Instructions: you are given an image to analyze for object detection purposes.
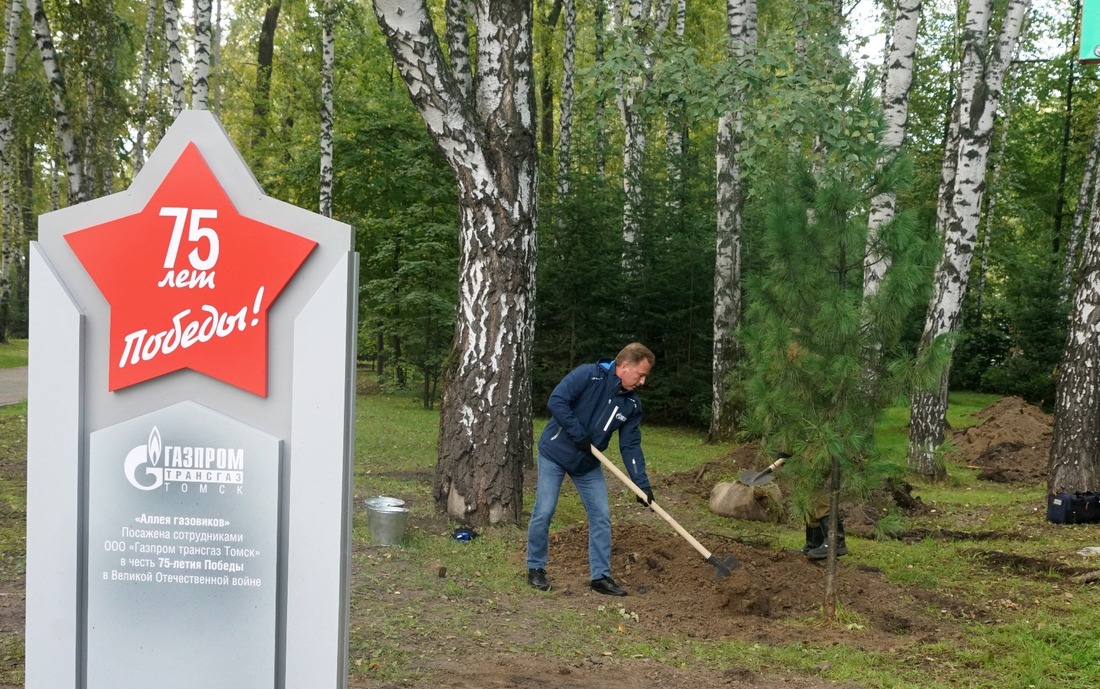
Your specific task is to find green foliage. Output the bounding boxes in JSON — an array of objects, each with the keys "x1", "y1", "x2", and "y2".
[{"x1": 741, "y1": 88, "x2": 933, "y2": 517}]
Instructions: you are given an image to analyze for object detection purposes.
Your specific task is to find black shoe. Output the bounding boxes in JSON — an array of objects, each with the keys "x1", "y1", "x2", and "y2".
[
  {"x1": 590, "y1": 575, "x2": 627, "y2": 596},
  {"x1": 527, "y1": 568, "x2": 551, "y2": 591}
]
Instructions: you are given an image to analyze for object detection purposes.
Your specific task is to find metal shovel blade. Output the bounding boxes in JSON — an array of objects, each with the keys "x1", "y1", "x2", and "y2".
[
  {"x1": 706, "y1": 553, "x2": 742, "y2": 579},
  {"x1": 737, "y1": 455, "x2": 788, "y2": 487}
]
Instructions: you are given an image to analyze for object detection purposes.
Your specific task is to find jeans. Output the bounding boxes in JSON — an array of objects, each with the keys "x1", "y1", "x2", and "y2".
[{"x1": 526, "y1": 452, "x2": 612, "y2": 580}]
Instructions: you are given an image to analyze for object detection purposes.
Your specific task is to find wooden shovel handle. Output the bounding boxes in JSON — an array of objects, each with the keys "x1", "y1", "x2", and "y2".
[
  {"x1": 588, "y1": 445, "x2": 714, "y2": 561},
  {"x1": 762, "y1": 456, "x2": 787, "y2": 474}
]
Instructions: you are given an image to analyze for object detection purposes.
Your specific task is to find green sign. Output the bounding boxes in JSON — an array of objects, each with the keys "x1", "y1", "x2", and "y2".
[{"x1": 1082, "y1": 0, "x2": 1100, "y2": 62}]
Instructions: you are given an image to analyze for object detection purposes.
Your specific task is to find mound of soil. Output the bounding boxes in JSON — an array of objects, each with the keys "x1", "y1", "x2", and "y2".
[
  {"x1": 545, "y1": 519, "x2": 959, "y2": 649},
  {"x1": 946, "y1": 397, "x2": 1051, "y2": 484}
]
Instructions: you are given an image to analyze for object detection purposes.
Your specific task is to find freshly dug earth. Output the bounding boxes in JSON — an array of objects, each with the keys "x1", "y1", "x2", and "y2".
[{"x1": 945, "y1": 396, "x2": 1051, "y2": 484}]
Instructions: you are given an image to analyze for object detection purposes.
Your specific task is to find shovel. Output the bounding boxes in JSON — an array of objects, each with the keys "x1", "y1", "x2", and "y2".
[
  {"x1": 588, "y1": 445, "x2": 741, "y2": 578},
  {"x1": 738, "y1": 454, "x2": 788, "y2": 487}
]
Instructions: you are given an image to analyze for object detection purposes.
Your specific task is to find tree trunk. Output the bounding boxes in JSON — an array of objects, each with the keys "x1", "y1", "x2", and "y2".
[
  {"x1": 863, "y1": 0, "x2": 920, "y2": 301},
  {"x1": 0, "y1": 0, "x2": 23, "y2": 167},
  {"x1": 1062, "y1": 99, "x2": 1100, "y2": 296},
  {"x1": 617, "y1": 0, "x2": 672, "y2": 259},
  {"x1": 133, "y1": 0, "x2": 158, "y2": 173},
  {"x1": 319, "y1": 0, "x2": 335, "y2": 217},
  {"x1": 164, "y1": 0, "x2": 186, "y2": 118},
  {"x1": 444, "y1": 0, "x2": 473, "y2": 101},
  {"x1": 253, "y1": 2, "x2": 282, "y2": 146},
  {"x1": 556, "y1": 0, "x2": 575, "y2": 209},
  {"x1": 908, "y1": 0, "x2": 1031, "y2": 479},
  {"x1": 193, "y1": 0, "x2": 213, "y2": 110},
  {"x1": 1049, "y1": 184, "x2": 1100, "y2": 493},
  {"x1": 373, "y1": 0, "x2": 538, "y2": 526},
  {"x1": 538, "y1": 0, "x2": 562, "y2": 155},
  {"x1": 710, "y1": 0, "x2": 756, "y2": 443},
  {"x1": 664, "y1": 0, "x2": 686, "y2": 217},
  {"x1": 27, "y1": 0, "x2": 84, "y2": 204}
]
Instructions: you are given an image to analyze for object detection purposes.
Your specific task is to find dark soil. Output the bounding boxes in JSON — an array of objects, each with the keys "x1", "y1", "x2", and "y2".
[{"x1": 945, "y1": 396, "x2": 1051, "y2": 484}]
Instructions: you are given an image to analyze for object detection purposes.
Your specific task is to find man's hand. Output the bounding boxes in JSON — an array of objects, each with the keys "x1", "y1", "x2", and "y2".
[
  {"x1": 574, "y1": 436, "x2": 593, "y2": 452},
  {"x1": 636, "y1": 486, "x2": 654, "y2": 506}
]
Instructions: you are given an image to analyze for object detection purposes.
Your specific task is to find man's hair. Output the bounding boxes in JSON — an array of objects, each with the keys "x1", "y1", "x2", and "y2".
[{"x1": 616, "y1": 342, "x2": 655, "y2": 367}]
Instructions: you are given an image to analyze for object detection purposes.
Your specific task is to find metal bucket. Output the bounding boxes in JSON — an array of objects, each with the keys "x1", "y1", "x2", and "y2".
[
  {"x1": 365, "y1": 496, "x2": 405, "y2": 511},
  {"x1": 367, "y1": 505, "x2": 409, "y2": 546}
]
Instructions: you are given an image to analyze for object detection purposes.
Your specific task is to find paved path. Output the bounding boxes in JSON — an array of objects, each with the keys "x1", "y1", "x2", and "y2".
[{"x1": 0, "y1": 366, "x2": 27, "y2": 406}]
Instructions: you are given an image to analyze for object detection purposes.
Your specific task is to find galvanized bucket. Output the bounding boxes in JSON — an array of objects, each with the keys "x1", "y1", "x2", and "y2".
[{"x1": 367, "y1": 504, "x2": 409, "y2": 546}]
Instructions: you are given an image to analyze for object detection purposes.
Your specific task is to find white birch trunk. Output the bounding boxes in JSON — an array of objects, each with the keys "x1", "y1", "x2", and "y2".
[
  {"x1": 863, "y1": 0, "x2": 920, "y2": 300},
  {"x1": 1049, "y1": 168, "x2": 1100, "y2": 493},
  {"x1": 133, "y1": 0, "x2": 159, "y2": 173},
  {"x1": 27, "y1": 0, "x2": 83, "y2": 204},
  {"x1": 617, "y1": 0, "x2": 672, "y2": 258},
  {"x1": 164, "y1": 0, "x2": 186, "y2": 118},
  {"x1": 373, "y1": 0, "x2": 537, "y2": 526},
  {"x1": 556, "y1": 0, "x2": 575, "y2": 208},
  {"x1": 319, "y1": 0, "x2": 335, "y2": 217},
  {"x1": 710, "y1": 0, "x2": 755, "y2": 442},
  {"x1": 193, "y1": 0, "x2": 213, "y2": 110},
  {"x1": 908, "y1": 0, "x2": 1031, "y2": 478},
  {"x1": 444, "y1": 0, "x2": 473, "y2": 101},
  {"x1": 1062, "y1": 100, "x2": 1100, "y2": 296},
  {"x1": 664, "y1": 0, "x2": 686, "y2": 214},
  {"x1": 0, "y1": 0, "x2": 22, "y2": 168}
]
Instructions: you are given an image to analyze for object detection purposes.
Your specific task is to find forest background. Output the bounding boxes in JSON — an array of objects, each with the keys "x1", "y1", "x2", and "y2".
[{"x1": 1, "y1": 0, "x2": 1098, "y2": 512}]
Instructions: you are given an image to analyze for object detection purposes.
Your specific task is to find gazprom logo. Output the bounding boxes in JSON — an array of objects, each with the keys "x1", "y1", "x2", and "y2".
[
  {"x1": 124, "y1": 427, "x2": 164, "y2": 490},
  {"x1": 124, "y1": 426, "x2": 245, "y2": 492}
]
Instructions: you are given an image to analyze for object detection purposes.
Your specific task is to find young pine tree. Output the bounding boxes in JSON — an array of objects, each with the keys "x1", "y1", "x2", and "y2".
[{"x1": 742, "y1": 146, "x2": 931, "y2": 617}]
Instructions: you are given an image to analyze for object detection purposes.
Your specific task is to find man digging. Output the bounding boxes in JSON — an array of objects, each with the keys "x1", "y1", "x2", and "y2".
[{"x1": 525, "y1": 343, "x2": 656, "y2": 596}]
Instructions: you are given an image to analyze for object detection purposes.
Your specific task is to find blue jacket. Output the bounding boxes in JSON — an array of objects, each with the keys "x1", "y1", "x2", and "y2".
[{"x1": 537, "y1": 358, "x2": 650, "y2": 488}]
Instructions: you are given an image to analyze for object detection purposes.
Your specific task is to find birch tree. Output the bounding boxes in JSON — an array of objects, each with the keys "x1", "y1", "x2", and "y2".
[
  {"x1": 615, "y1": 0, "x2": 672, "y2": 255},
  {"x1": 193, "y1": 0, "x2": 213, "y2": 110},
  {"x1": 1061, "y1": 100, "x2": 1100, "y2": 296},
  {"x1": 164, "y1": 0, "x2": 186, "y2": 118},
  {"x1": 27, "y1": 0, "x2": 83, "y2": 204},
  {"x1": 373, "y1": 0, "x2": 538, "y2": 526},
  {"x1": 133, "y1": 0, "x2": 159, "y2": 173},
  {"x1": 709, "y1": 0, "x2": 756, "y2": 442},
  {"x1": 319, "y1": 0, "x2": 334, "y2": 217},
  {"x1": 556, "y1": 0, "x2": 575, "y2": 212},
  {"x1": 907, "y1": 0, "x2": 1031, "y2": 479},
  {"x1": 1049, "y1": 169, "x2": 1100, "y2": 494},
  {"x1": 0, "y1": 0, "x2": 22, "y2": 168},
  {"x1": 863, "y1": 0, "x2": 921, "y2": 302}
]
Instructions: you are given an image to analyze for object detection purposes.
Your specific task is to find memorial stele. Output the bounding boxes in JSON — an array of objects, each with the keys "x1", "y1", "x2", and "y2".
[{"x1": 26, "y1": 110, "x2": 358, "y2": 689}]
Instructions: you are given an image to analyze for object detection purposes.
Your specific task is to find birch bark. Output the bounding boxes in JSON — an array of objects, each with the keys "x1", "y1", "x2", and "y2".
[
  {"x1": 907, "y1": 0, "x2": 1031, "y2": 478},
  {"x1": 164, "y1": 0, "x2": 186, "y2": 118},
  {"x1": 863, "y1": 0, "x2": 920, "y2": 300},
  {"x1": 319, "y1": 0, "x2": 334, "y2": 217},
  {"x1": 373, "y1": 0, "x2": 537, "y2": 526},
  {"x1": 193, "y1": 0, "x2": 213, "y2": 110},
  {"x1": 616, "y1": 0, "x2": 672, "y2": 257},
  {"x1": 1050, "y1": 170, "x2": 1100, "y2": 493},
  {"x1": 133, "y1": 0, "x2": 158, "y2": 173},
  {"x1": 1062, "y1": 100, "x2": 1100, "y2": 295},
  {"x1": 27, "y1": 0, "x2": 83, "y2": 204},
  {"x1": 709, "y1": 0, "x2": 755, "y2": 442},
  {"x1": 0, "y1": 0, "x2": 22, "y2": 168},
  {"x1": 556, "y1": 0, "x2": 575, "y2": 207}
]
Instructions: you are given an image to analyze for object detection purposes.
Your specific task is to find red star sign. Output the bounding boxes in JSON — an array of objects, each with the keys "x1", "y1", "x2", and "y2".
[{"x1": 65, "y1": 143, "x2": 317, "y2": 396}]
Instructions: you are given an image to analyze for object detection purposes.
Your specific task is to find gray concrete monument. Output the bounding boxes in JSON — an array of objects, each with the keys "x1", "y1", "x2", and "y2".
[{"x1": 26, "y1": 110, "x2": 358, "y2": 689}]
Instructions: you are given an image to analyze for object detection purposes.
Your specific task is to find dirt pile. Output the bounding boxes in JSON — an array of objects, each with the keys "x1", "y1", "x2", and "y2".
[
  {"x1": 546, "y1": 520, "x2": 955, "y2": 649},
  {"x1": 946, "y1": 396, "x2": 1051, "y2": 484}
]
